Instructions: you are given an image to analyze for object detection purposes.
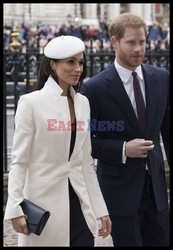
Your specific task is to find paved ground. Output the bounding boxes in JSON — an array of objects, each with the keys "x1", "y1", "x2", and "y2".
[
  {"x1": 3, "y1": 216, "x2": 114, "y2": 247},
  {"x1": 3, "y1": 219, "x2": 18, "y2": 247}
]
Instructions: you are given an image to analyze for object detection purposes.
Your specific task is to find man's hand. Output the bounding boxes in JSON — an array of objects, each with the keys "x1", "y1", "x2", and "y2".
[{"x1": 125, "y1": 138, "x2": 154, "y2": 158}]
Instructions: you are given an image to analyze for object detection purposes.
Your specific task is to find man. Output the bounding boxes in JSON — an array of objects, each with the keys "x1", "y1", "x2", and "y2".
[{"x1": 80, "y1": 13, "x2": 170, "y2": 247}]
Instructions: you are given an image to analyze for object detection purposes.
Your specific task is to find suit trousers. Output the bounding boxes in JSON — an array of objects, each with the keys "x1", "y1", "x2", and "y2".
[
  {"x1": 69, "y1": 180, "x2": 94, "y2": 247},
  {"x1": 110, "y1": 171, "x2": 170, "y2": 247}
]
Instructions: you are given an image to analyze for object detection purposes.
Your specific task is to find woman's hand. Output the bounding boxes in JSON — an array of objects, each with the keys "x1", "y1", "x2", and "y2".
[
  {"x1": 98, "y1": 215, "x2": 112, "y2": 238},
  {"x1": 11, "y1": 215, "x2": 31, "y2": 235}
]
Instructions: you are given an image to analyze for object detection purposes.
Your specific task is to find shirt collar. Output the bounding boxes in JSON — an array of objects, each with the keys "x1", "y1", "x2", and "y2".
[{"x1": 114, "y1": 59, "x2": 143, "y2": 83}]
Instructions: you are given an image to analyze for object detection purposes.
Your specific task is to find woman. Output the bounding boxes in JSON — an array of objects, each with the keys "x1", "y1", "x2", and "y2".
[{"x1": 4, "y1": 35, "x2": 111, "y2": 246}]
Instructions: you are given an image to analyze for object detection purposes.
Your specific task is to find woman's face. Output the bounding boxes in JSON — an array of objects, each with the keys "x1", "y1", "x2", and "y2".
[{"x1": 50, "y1": 52, "x2": 84, "y2": 88}]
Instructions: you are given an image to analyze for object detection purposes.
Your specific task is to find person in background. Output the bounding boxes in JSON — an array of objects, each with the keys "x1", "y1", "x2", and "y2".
[
  {"x1": 147, "y1": 20, "x2": 162, "y2": 50},
  {"x1": 4, "y1": 35, "x2": 111, "y2": 247},
  {"x1": 80, "y1": 13, "x2": 170, "y2": 247},
  {"x1": 160, "y1": 22, "x2": 169, "y2": 50}
]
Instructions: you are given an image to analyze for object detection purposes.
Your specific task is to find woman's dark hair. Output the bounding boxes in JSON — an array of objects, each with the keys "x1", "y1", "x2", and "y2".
[{"x1": 35, "y1": 52, "x2": 87, "y2": 92}]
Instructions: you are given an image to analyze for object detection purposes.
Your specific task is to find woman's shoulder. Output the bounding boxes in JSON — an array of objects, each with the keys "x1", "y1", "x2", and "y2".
[
  {"x1": 19, "y1": 90, "x2": 44, "y2": 102},
  {"x1": 17, "y1": 90, "x2": 47, "y2": 110},
  {"x1": 76, "y1": 92, "x2": 90, "y2": 104},
  {"x1": 76, "y1": 93, "x2": 91, "y2": 113}
]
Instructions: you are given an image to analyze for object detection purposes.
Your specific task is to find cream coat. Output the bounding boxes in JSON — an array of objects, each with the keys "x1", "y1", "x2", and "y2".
[{"x1": 4, "y1": 76, "x2": 109, "y2": 246}]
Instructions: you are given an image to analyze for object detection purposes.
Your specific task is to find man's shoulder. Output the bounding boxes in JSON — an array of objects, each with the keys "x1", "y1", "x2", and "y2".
[
  {"x1": 142, "y1": 63, "x2": 169, "y2": 75},
  {"x1": 83, "y1": 66, "x2": 111, "y2": 87}
]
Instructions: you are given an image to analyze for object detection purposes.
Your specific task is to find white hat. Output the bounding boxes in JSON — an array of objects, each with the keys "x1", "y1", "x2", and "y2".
[{"x1": 44, "y1": 35, "x2": 85, "y2": 59}]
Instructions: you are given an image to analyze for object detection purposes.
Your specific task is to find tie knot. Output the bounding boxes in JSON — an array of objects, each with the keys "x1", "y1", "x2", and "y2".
[{"x1": 132, "y1": 71, "x2": 137, "y2": 78}]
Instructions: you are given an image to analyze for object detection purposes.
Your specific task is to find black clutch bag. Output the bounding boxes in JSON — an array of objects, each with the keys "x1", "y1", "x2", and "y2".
[{"x1": 20, "y1": 198, "x2": 50, "y2": 236}]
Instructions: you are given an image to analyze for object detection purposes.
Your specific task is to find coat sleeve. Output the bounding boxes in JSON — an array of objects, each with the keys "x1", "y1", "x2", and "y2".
[
  {"x1": 82, "y1": 100, "x2": 109, "y2": 219},
  {"x1": 4, "y1": 95, "x2": 35, "y2": 220}
]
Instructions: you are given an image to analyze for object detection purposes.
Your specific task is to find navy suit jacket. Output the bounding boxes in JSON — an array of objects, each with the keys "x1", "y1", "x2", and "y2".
[{"x1": 80, "y1": 63, "x2": 170, "y2": 216}]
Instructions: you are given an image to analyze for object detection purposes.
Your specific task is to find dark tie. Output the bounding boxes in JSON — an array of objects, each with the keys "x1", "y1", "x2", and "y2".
[{"x1": 132, "y1": 72, "x2": 146, "y2": 131}]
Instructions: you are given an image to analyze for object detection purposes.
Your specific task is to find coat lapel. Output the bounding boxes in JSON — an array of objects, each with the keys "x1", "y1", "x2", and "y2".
[
  {"x1": 69, "y1": 88, "x2": 88, "y2": 161},
  {"x1": 142, "y1": 64, "x2": 157, "y2": 138},
  {"x1": 106, "y1": 64, "x2": 144, "y2": 135}
]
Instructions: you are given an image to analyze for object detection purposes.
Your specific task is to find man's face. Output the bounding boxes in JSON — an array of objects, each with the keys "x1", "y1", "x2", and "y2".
[{"x1": 112, "y1": 27, "x2": 146, "y2": 71}]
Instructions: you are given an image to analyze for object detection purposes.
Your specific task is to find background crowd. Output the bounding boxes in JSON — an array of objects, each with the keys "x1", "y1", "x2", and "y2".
[{"x1": 4, "y1": 19, "x2": 170, "y2": 54}]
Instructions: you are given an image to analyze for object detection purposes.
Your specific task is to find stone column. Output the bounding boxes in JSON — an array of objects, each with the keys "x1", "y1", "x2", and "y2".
[
  {"x1": 129, "y1": 4, "x2": 142, "y2": 17},
  {"x1": 100, "y1": 3, "x2": 105, "y2": 20},
  {"x1": 23, "y1": 3, "x2": 31, "y2": 23},
  {"x1": 85, "y1": 3, "x2": 97, "y2": 19},
  {"x1": 142, "y1": 4, "x2": 153, "y2": 24},
  {"x1": 107, "y1": 3, "x2": 120, "y2": 21}
]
